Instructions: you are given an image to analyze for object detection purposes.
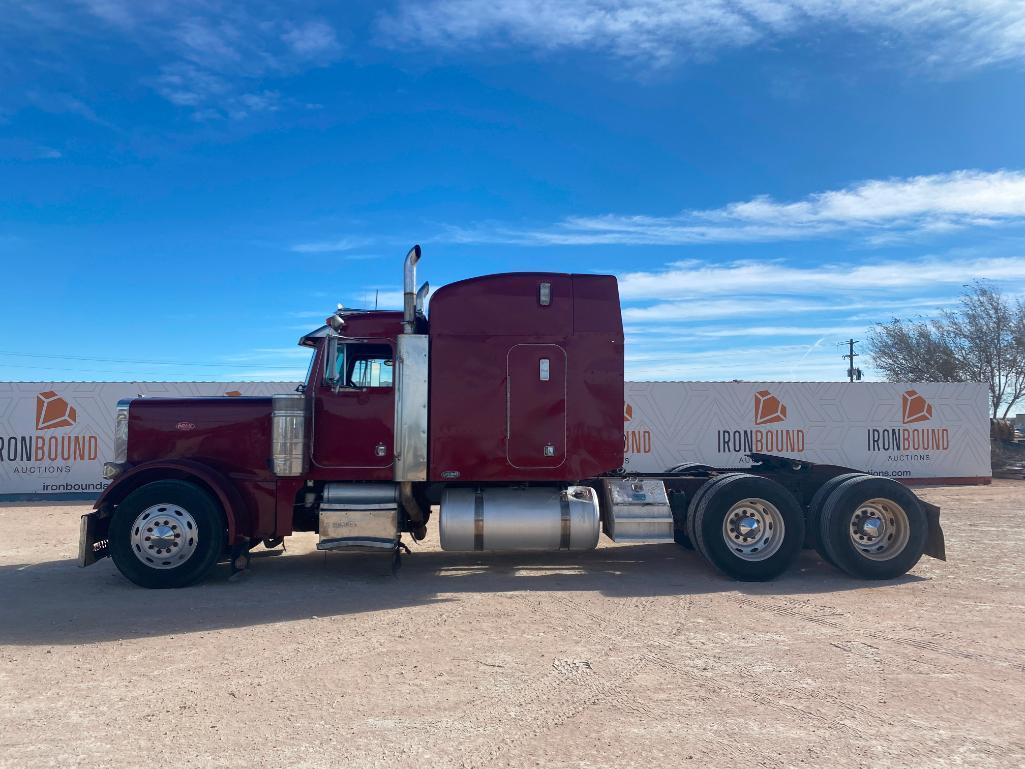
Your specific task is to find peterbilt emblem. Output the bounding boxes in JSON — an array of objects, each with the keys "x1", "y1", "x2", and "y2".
[{"x1": 176, "y1": 421, "x2": 196, "y2": 431}]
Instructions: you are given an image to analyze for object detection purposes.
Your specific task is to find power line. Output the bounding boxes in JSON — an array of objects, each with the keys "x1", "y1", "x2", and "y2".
[
  {"x1": 0, "y1": 361, "x2": 306, "y2": 376},
  {"x1": 0, "y1": 350, "x2": 303, "y2": 370},
  {"x1": 842, "y1": 338, "x2": 863, "y2": 382}
]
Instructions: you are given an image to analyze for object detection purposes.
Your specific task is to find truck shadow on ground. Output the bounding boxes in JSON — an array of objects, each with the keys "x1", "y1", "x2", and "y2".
[{"x1": 0, "y1": 540, "x2": 925, "y2": 647}]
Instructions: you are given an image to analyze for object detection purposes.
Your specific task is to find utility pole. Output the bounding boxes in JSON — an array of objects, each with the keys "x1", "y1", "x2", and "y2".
[{"x1": 843, "y1": 338, "x2": 863, "y2": 382}]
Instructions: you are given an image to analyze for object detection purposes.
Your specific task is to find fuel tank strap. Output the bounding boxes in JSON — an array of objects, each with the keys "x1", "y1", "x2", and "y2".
[
  {"x1": 559, "y1": 492, "x2": 571, "y2": 550},
  {"x1": 473, "y1": 489, "x2": 485, "y2": 551}
]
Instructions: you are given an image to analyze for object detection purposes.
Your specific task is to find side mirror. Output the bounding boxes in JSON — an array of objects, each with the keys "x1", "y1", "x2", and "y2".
[{"x1": 325, "y1": 339, "x2": 339, "y2": 387}]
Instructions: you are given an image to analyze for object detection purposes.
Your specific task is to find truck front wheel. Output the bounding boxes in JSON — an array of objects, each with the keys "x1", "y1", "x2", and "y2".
[
  {"x1": 691, "y1": 474, "x2": 804, "y2": 581},
  {"x1": 109, "y1": 479, "x2": 226, "y2": 589}
]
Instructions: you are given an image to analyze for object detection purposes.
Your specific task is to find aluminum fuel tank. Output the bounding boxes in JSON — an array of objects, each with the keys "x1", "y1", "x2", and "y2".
[{"x1": 439, "y1": 486, "x2": 600, "y2": 551}]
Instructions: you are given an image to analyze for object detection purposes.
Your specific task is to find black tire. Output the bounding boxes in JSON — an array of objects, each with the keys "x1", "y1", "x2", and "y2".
[
  {"x1": 805, "y1": 472, "x2": 867, "y2": 559},
  {"x1": 691, "y1": 474, "x2": 805, "y2": 581},
  {"x1": 818, "y1": 475, "x2": 927, "y2": 580},
  {"x1": 109, "y1": 479, "x2": 226, "y2": 589},
  {"x1": 683, "y1": 473, "x2": 744, "y2": 549}
]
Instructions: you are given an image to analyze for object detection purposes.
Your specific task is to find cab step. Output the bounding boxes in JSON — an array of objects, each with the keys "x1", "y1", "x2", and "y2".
[{"x1": 316, "y1": 483, "x2": 400, "y2": 552}]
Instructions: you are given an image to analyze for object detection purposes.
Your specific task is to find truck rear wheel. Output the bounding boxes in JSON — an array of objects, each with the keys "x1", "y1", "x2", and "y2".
[
  {"x1": 109, "y1": 479, "x2": 226, "y2": 589},
  {"x1": 818, "y1": 476, "x2": 927, "y2": 580},
  {"x1": 805, "y1": 472, "x2": 866, "y2": 559},
  {"x1": 681, "y1": 473, "x2": 744, "y2": 549},
  {"x1": 691, "y1": 474, "x2": 804, "y2": 581}
]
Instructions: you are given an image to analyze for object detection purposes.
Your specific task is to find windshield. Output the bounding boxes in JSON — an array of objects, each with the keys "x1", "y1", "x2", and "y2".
[{"x1": 301, "y1": 349, "x2": 316, "y2": 388}]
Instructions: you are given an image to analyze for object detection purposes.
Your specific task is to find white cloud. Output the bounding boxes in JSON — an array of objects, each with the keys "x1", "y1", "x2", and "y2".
[
  {"x1": 449, "y1": 170, "x2": 1025, "y2": 246},
  {"x1": 625, "y1": 324, "x2": 862, "y2": 341},
  {"x1": 624, "y1": 342, "x2": 855, "y2": 382},
  {"x1": 380, "y1": 0, "x2": 1025, "y2": 70},
  {"x1": 617, "y1": 254, "x2": 1025, "y2": 302},
  {"x1": 283, "y1": 21, "x2": 342, "y2": 59},
  {"x1": 290, "y1": 237, "x2": 369, "y2": 254},
  {"x1": 623, "y1": 297, "x2": 824, "y2": 322},
  {"x1": 25, "y1": 91, "x2": 108, "y2": 125},
  {"x1": 66, "y1": 3, "x2": 343, "y2": 120},
  {"x1": 614, "y1": 250, "x2": 1018, "y2": 378}
]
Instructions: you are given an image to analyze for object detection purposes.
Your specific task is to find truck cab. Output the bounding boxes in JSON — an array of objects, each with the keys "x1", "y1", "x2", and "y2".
[{"x1": 301, "y1": 312, "x2": 406, "y2": 479}]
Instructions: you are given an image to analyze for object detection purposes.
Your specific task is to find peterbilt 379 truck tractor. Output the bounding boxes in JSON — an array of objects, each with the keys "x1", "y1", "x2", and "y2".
[{"x1": 79, "y1": 246, "x2": 945, "y2": 588}]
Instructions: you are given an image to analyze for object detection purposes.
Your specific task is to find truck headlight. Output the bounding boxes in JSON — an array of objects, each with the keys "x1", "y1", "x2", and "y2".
[{"x1": 113, "y1": 399, "x2": 131, "y2": 464}]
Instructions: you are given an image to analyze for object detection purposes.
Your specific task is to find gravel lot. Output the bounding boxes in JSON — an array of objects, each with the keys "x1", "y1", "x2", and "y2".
[{"x1": 1, "y1": 481, "x2": 1023, "y2": 769}]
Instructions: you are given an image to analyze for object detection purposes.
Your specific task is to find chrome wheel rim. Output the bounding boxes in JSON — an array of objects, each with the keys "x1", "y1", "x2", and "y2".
[
  {"x1": 722, "y1": 498, "x2": 785, "y2": 561},
  {"x1": 130, "y1": 503, "x2": 199, "y2": 569},
  {"x1": 849, "y1": 498, "x2": 910, "y2": 561}
]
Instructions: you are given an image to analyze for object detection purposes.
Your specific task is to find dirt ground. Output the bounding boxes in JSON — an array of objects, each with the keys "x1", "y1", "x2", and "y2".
[{"x1": 1, "y1": 482, "x2": 1023, "y2": 769}]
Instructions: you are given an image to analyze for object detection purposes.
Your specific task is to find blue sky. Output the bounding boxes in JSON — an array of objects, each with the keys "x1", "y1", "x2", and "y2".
[{"x1": 2, "y1": 1, "x2": 1025, "y2": 382}]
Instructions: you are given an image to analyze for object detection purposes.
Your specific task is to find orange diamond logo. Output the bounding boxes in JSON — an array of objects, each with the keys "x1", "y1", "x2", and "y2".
[
  {"x1": 624, "y1": 402, "x2": 633, "y2": 422},
  {"x1": 754, "y1": 390, "x2": 787, "y2": 425},
  {"x1": 901, "y1": 389, "x2": 933, "y2": 424},
  {"x1": 35, "y1": 391, "x2": 77, "y2": 430}
]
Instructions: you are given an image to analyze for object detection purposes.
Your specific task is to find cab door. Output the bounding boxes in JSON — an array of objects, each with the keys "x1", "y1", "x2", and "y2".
[{"x1": 312, "y1": 339, "x2": 395, "y2": 474}]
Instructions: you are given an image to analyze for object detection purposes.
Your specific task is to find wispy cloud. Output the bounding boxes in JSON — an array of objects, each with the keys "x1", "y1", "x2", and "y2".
[
  {"x1": 447, "y1": 170, "x2": 1025, "y2": 247},
  {"x1": 616, "y1": 253, "x2": 1000, "y2": 328},
  {"x1": 624, "y1": 343, "x2": 853, "y2": 382},
  {"x1": 618, "y1": 254, "x2": 1025, "y2": 302},
  {"x1": 283, "y1": 20, "x2": 343, "y2": 59},
  {"x1": 25, "y1": 91, "x2": 113, "y2": 126},
  {"x1": 614, "y1": 250, "x2": 1013, "y2": 378},
  {"x1": 290, "y1": 237, "x2": 369, "y2": 254},
  {"x1": 0, "y1": 139, "x2": 63, "y2": 161},
  {"x1": 380, "y1": 1, "x2": 1025, "y2": 71},
  {"x1": 625, "y1": 325, "x2": 865, "y2": 343},
  {"x1": 17, "y1": 2, "x2": 343, "y2": 121}
]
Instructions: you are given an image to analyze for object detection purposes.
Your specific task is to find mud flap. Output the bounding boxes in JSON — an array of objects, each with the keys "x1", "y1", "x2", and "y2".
[
  {"x1": 78, "y1": 511, "x2": 109, "y2": 567},
  {"x1": 922, "y1": 501, "x2": 946, "y2": 561}
]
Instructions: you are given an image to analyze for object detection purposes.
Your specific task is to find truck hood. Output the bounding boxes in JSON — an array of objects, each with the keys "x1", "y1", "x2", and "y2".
[{"x1": 126, "y1": 396, "x2": 278, "y2": 478}]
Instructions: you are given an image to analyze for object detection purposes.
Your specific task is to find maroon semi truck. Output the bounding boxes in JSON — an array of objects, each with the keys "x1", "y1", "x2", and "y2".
[{"x1": 79, "y1": 246, "x2": 945, "y2": 588}]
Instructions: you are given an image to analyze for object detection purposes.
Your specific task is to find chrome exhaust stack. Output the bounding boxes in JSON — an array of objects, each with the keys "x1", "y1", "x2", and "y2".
[
  {"x1": 397, "y1": 243, "x2": 428, "y2": 538},
  {"x1": 403, "y1": 244, "x2": 422, "y2": 334},
  {"x1": 415, "y1": 280, "x2": 430, "y2": 319}
]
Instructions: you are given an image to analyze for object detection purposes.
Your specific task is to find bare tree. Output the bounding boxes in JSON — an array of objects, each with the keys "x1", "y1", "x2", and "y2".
[{"x1": 868, "y1": 283, "x2": 1025, "y2": 418}]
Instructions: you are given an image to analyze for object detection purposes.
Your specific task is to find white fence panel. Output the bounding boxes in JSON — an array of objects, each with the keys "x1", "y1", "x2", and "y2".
[
  {"x1": 624, "y1": 381, "x2": 991, "y2": 483},
  {"x1": 0, "y1": 380, "x2": 991, "y2": 496}
]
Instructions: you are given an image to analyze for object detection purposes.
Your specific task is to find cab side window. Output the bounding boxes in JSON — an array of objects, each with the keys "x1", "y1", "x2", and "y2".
[{"x1": 327, "y1": 342, "x2": 393, "y2": 389}]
